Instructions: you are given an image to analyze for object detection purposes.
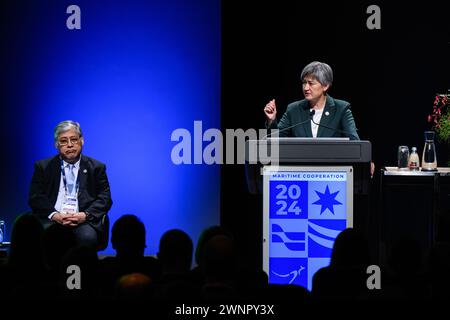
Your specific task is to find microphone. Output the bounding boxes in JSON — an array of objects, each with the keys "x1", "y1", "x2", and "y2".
[
  {"x1": 310, "y1": 109, "x2": 359, "y2": 140},
  {"x1": 263, "y1": 109, "x2": 315, "y2": 139}
]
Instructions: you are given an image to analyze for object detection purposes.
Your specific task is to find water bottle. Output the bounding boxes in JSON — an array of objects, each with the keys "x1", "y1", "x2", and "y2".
[
  {"x1": 408, "y1": 147, "x2": 420, "y2": 170},
  {"x1": 422, "y1": 131, "x2": 437, "y2": 171},
  {"x1": 0, "y1": 220, "x2": 4, "y2": 244}
]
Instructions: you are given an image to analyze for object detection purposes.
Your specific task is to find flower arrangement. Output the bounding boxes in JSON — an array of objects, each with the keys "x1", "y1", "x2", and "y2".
[{"x1": 428, "y1": 92, "x2": 450, "y2": 142}]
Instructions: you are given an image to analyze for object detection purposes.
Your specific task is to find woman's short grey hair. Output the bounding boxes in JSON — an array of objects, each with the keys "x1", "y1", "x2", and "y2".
[
  {"x1": 300, "y1": 61, "x2": 333, "y2": 87},
  {"x1": 54, "y1": 120, "x2": 83, "y2": 146}
]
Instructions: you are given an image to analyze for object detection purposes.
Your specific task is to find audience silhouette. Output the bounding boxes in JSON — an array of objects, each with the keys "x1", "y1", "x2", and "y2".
[
  {"x1": 100, "y1": 214, "x2": 161, "y2": 297},
  {"x1": 0, "y1": 214, "x2": 46, "y2": 299},
  {"x1": 154, "y1": 229, "x2": 200, "y2": 301},
  {"x1": 312, "y1": 228, "x2": 371, "y2": 300},
  {"x1": 1, "y1": 212, "x2": 449, "y2": 304}
]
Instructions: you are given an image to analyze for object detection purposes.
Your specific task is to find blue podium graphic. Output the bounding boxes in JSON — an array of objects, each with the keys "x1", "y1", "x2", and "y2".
[{"x1": 263, "y1": 167, "x2": 353, "y2": 291}]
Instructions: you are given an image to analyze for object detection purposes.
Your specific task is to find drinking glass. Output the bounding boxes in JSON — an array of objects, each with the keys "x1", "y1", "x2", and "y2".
[{"x1": 398, "y1": 146, "x2": 409, "y2": 170}]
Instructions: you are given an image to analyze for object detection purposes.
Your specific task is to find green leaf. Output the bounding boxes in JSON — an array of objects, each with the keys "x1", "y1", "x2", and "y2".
[{"x1": 437, "y1": 109, "x2": 450, "y2": 142}]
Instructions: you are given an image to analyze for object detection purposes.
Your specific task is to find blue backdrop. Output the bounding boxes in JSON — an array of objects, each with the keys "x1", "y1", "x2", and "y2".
[{"x1": 0, "y1": 0, "x2": 221, "y2": 255}]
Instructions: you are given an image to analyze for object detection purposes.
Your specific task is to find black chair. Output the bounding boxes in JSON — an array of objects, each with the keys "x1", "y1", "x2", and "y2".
[{"x1": 97, "y1": 214, "x2": 109, "y2": 251}]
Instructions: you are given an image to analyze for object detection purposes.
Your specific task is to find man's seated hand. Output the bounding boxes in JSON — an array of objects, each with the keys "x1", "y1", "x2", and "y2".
[{"x1": 52, "y1": 212, "x2": 87, "y2": 227}]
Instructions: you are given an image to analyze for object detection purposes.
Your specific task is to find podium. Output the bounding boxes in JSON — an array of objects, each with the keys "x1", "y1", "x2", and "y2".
[{"x1": 245, "y1": 138, "x2": 372, "y2": 290}]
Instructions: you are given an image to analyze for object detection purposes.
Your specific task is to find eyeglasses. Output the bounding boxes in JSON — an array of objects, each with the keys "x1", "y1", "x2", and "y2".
[{"x1": 58, "y1": 137, "x2": 80, "y2": 146}]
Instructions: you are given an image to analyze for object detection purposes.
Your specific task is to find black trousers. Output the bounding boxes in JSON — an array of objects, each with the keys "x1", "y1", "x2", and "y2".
[{"x1": 41, "y1": 218, "x2": 99, "y2": 249}]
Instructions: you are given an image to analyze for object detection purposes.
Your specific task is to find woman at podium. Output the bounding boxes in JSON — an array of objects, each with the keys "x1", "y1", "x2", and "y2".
[{"x1": 263, "y1": 61, "x2": 359, "y2": 140}]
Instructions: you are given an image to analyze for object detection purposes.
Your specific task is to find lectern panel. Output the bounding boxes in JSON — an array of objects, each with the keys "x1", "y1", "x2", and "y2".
[{"x1": 263, "y1": 166, "x2": 353, "y2": 291}]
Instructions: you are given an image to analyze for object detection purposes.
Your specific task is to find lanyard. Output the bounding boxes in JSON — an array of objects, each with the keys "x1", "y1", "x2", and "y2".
[{"x1": 60, "y1": 160, "x2": 80, "y2": 196}]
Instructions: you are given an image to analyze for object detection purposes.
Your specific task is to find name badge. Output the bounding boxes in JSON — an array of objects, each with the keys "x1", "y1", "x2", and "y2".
[{"x1": 61, "y1": 195, "x2": 78, "y2": 214}]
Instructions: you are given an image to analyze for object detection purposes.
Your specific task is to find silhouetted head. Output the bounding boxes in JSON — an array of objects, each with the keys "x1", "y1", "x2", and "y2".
[
  {"x1": 330, "y1": 228, "x2": 370, "y2": 268},
  {"x1": 115, "y1": 273, "x2": 152, "y2": 299},
  {"x1": 8, "y1": 213, "x2": 44, "y2": 269},
  {"x1": 195, "y1": 226, "x2": 233, "y2": 266},
  {"x1": 203, "y1": 234, "x2": 236, "y2": 282},
  {"x1": 158, "y1": 229, "x2": 193, "y2": 273},
  {"x1": 111, "y1": 214, "x2": 146, "y2": 257},
  {"x1": 42, "y1": 223, "x2": 77, "y2": 271}
]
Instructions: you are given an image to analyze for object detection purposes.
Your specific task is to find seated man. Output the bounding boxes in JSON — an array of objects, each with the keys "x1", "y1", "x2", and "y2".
[{"x1": 28, "y1": 120, "x2": 112, "y2": 248}]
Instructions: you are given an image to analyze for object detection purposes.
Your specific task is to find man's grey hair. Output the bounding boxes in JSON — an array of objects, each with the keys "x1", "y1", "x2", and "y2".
[
  {"x1": 300, "y1": 61, "x2": 333, "y2": 87},
  {"x1": 54, "y1": 120, "x2": 83, "y2": 147}
]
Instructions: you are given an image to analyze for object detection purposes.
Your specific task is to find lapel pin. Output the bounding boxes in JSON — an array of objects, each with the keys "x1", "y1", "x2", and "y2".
[
  {"x1": 83, "y1": 169, "x2": 87, "y2": 174},
  {"x1": 325, "y1": 111, "x2": 330, "y2": 116}
]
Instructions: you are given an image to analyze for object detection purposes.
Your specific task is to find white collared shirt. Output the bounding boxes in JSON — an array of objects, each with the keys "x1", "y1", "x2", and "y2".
[
  {"x1": 49, "y1": 157, "x2": 81, "y2": 219},
  {"x1": 311, "y1": 108, "x2": 324, "y2": 138}
]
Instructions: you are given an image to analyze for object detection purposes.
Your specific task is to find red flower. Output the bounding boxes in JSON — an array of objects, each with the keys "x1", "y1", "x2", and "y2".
[{"x1": 428, "y1": 93, "x2": 450, "y2": 131}]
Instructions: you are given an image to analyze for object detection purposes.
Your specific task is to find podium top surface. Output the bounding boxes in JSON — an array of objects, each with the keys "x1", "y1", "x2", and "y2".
[
  {"x1": 267, "y1": 137, "x2": 350, "y2": 143},
  {"x1": 246, "y1": 139, "x2": 372, "y2": 163}
]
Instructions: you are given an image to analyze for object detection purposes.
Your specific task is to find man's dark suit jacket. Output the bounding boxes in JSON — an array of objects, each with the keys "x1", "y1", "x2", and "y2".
[
  {"x1": 28, "y1": 155, "x2": 113, "y2": 232},
  {"x1": 268, "y1": 95, "x2": 360, "y2": 140}
]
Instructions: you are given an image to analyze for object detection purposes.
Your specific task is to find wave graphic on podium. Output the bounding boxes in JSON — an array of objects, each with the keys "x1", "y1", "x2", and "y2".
[
  {"x1": 272, "y1": 223, "x2": 306, "y2": 251},
  {"x1": 307, "y1": 219, "x2": 346, "y2": 257}
]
